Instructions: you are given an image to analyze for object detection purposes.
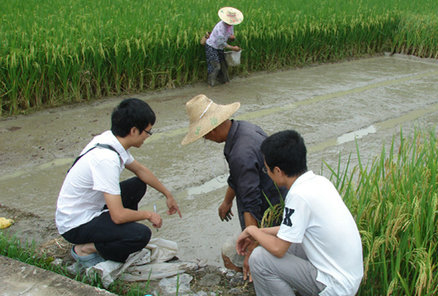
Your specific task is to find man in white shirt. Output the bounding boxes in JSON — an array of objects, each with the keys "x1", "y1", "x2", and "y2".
[
  {"x1": 236, "y1": 130, "x2": 363, "y2": 296},
  {"x1": 56, "y1": 98, "x2": 181, "y2": 269}
]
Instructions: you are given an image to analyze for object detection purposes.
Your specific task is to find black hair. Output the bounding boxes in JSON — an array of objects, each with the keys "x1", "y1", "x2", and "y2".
[
  {"x1": 111, "y1": 98, "x2": 156, "y2": 137},
  {"x1": 261, "y1": 130, "x2": 307, "y2": 177}
]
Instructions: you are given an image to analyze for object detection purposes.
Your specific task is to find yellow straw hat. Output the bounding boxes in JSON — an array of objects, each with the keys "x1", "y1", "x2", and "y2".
[
  {"x1": 218, "y1": 7, "x2": 244, "y2": 25},
  {"x1": 181, "y1": 94, "x2": 240, "y2": 145}
]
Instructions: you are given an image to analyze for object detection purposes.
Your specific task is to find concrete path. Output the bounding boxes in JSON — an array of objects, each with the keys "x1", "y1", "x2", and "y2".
[{"x1": 0, "y1": 255, "x2": 116, "y2": 296}]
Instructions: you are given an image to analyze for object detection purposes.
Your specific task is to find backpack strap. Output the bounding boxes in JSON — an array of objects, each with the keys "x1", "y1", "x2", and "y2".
[{"x1": 67, "y1": 143, "x2": 121, "y2": 173}]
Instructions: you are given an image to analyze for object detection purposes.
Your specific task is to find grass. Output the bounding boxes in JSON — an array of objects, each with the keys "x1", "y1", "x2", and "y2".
[
  {"x1": 1, "y1": 0, "x2": 438, "y2": 115},
  {"x1": 0, "y1": 232, "x2": 154, "y2": 295},
  {"x1": 262, "y1": 127, "x2": 438, "y2": 295}
]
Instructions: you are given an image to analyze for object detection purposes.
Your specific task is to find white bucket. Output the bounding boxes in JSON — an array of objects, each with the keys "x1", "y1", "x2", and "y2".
[{"x1": 224, "y1": 50, "x2": 241, "y2": 67}]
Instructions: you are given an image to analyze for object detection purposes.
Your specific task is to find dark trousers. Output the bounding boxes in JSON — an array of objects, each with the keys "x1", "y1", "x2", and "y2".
[
  {"x1": 205, "y1": 44, "x2": 229, "y2": 86},
  {"x1": 62, "y1": 177, "x2": 151, "y2": 262}
]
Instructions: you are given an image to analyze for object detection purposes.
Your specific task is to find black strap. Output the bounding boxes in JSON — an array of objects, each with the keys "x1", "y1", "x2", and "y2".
[{"x1": 67, "y1": 143, "x2": 121, "y2": 173}]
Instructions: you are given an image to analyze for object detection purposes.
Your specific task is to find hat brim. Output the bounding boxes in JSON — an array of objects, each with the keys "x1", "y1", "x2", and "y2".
[
  {"x1": 181, "y1": 102, "x2": 240, "y2": 145},
  {"x1": 218, "y1": 7, "x2": 244, "y2": 25}
]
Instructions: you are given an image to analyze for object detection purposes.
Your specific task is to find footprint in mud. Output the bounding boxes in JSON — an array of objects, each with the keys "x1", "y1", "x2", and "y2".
[{"x1": 0, "y1": 126, "x2": 22, "y2": 133}]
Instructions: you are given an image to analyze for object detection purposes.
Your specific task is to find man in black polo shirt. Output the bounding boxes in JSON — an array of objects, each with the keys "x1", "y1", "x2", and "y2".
[{"x1": 182, "y1": 94, "x2": 287, "y2": 281}]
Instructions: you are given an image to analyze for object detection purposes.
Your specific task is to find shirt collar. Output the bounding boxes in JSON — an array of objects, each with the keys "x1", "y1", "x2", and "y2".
[
  {"x1": 224, "y1": 120, "x2": 238, "y2": 155},
  {"x1": 96, "y1": 131, "x2": 132, "y2": 164},
  {"x1": 290, "y1": 171, "x2": 314, "y2": 190}
]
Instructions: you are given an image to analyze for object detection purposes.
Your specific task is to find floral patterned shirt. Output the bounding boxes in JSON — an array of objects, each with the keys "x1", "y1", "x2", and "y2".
[{"x1": 206, "y1": 21, "x2": 234, "y2": 50}]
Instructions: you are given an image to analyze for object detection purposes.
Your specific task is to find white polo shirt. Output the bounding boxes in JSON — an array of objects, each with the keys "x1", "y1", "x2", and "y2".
[
  {"x1": 55, "y1": 131, "x2": 134, "y2": 234},
  {"x1": 277, "y1": 171, "x2": 363, "y2": 296}
]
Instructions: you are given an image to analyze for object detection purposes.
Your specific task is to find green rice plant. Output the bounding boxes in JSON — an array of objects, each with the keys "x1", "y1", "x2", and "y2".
[
  {"x1": 261, "y1": 185, "x2": 285, "y2": 228},
  {"x1": 329, "y1": 128, "x2": 438, "y2": 295},
  {"x1": 1, "y1": 0, "x2": 438, "y2": 115}
]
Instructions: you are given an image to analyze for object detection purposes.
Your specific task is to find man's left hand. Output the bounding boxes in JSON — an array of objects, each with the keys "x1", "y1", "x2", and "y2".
[{"x1": 166, "y1": 196, "x2": 182, "y2": 218}]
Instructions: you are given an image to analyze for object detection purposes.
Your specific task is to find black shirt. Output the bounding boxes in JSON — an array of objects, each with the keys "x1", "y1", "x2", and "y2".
[{"x1": 224, "y1": 120, "x2": 287, "y2": 230}]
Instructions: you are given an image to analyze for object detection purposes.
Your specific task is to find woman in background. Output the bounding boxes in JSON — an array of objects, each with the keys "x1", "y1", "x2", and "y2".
[{"x1": 205, "y1": 7, "x2": 243, "y2": 86}]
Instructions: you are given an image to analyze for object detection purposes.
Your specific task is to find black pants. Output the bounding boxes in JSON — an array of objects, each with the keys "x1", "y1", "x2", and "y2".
[{"x1": 62, "y1": 177, "x2": 151, "y2": 262}]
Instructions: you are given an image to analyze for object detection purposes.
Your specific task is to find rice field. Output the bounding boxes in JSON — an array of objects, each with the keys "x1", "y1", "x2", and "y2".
[
  {"x1": 1, "y1": 0, "x2": 438, "y2": 115},
  {"x1": 327, "y1": 129, "x2": 438, "y2": 295}
]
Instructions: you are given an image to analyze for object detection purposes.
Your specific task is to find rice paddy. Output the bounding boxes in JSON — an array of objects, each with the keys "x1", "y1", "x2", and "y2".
[
  {"x1": 334, "y1": 129, "x2": 438, "y2": 295},
  {"x1": 1, "y1": 0, "x2": 438, "y2": 115}
]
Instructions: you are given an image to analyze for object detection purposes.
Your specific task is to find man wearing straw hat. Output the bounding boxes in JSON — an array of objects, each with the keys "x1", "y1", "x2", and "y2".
[
  {"x1": 205, "y1": 7, "x2": 243, "y2": 86},
  {"x1": 182, "y1": 94, "x2": 287, "y2": 280}
]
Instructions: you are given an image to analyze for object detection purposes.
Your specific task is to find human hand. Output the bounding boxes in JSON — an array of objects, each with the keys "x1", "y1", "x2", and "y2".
[
  {"x1": 148, "y1": 211, "x2": 162, "y2": 229},
  {"x1": 166, "y1": 196, "x2": 182, "y2": 218},
  {"x1": 233, "y1": 46, "x2": 241, "y2": 52},
  {"x1": 236, "y1": 230, "x2": 253, "y2": 256},
  {"x1": 228, "y1": 34, "x2": 236, "y2": 42},
  {"x1": 218, "y1": 201, "x2": 233, "y2": 221}
]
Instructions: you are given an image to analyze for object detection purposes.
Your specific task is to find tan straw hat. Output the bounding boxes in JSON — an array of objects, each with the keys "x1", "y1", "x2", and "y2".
[
  {"x1": 181, "y1": 94, "x2": 240, "y2": 145},
  {"x1": 218, "y1": 7, "x2": 244, "y2": 25}
]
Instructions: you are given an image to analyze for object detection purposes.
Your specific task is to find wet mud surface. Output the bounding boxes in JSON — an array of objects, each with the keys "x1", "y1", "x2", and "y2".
[{"x1": 1, "y1": 54, "x2": 438, "y2": 269}]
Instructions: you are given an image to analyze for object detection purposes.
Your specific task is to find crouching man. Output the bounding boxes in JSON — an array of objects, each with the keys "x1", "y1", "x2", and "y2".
[
  {"x1": 56, "y1": 98, "x2": 181, "y2": 269},
  {"x1": 236, "y1": 130, "x2": 363, "y2": 295}
]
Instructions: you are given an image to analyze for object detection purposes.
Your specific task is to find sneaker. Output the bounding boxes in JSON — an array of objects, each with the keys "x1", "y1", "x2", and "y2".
[{"x1": 71, "y1": 246, "x2": 105, "y2": 268}]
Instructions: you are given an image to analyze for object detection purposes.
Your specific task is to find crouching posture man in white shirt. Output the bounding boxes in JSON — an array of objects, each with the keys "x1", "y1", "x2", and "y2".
[
  {"x1": 236, "y1": 130, "x2": 363, "y2": 296},
  {"x1": 56, "y1": 98, "x2": 182, "y2": 269}
]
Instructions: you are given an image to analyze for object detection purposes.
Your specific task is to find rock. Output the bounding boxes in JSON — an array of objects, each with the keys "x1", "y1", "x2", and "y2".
[
  {"x1": 229, "y1": 272, "x2": 244, "y2": 287},
  {"x1": 218, "y1": 267, "x2": 228, "y2": 274},
  {"x1": 198, "y1": 273, "x2": 221, "y2": 287},
  {"x1": 221, "y1": 235, "x2": 244, "y2": 272},
  {"x1": 51, "y1": 258, "x2": 64, "y2": 266},
  {"x1": 228, "y1": 287, "x2": 244, "y2": 295},
  {"x1": 159, "y1": 273, "x2": 193, "y2": 296}
]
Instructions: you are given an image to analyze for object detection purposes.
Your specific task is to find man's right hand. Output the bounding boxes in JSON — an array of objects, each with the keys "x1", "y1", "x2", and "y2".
[
  {"x1": 218, "y1": 201, "x2": 233, "y2": 221},
  {"x1": 147, "y1": 211, "x2": 162, "y2": 229}
]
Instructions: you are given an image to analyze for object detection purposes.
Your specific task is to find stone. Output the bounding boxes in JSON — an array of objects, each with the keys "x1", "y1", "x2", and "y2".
[
  {"x1": 159, "y1": 273, "x2": 193, "y2": 296},
  {"x1": 230, "y1": 272, "x2": 244, "y2": 287},
  {"x1": 228, "y1": 287, "x2": 244, "y2": 295},
  {"x1": 198, "y1": 273, "x2": 221, "y2": 287}
]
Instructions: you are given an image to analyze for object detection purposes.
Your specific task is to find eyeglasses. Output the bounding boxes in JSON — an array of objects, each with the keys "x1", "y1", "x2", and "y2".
[{"x1": 144, "y1": 129, "x2": 153, "y2": 136}]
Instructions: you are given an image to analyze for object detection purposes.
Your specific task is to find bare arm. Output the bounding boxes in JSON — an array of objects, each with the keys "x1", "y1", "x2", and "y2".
[
  {"x1": 259, "y1": 226, "x2": 281, "y2": 235},
  {"x1": 237, "y1": 225, "x2": 291, "y2": 258},
  {"x1": 126, "y1": 160, "x2": 181, "y2": 217},
  {"x1": 104, "y1": 193, "x2": 162, "y2": 227},
  {"x1": 225, "y1": 44, "x2": 240, "y2": 51}
]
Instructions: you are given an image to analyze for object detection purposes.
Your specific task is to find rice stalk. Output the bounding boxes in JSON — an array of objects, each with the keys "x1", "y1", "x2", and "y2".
[{"x1": 2, "y1": 0, "x2": 438, "y2": 114}]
